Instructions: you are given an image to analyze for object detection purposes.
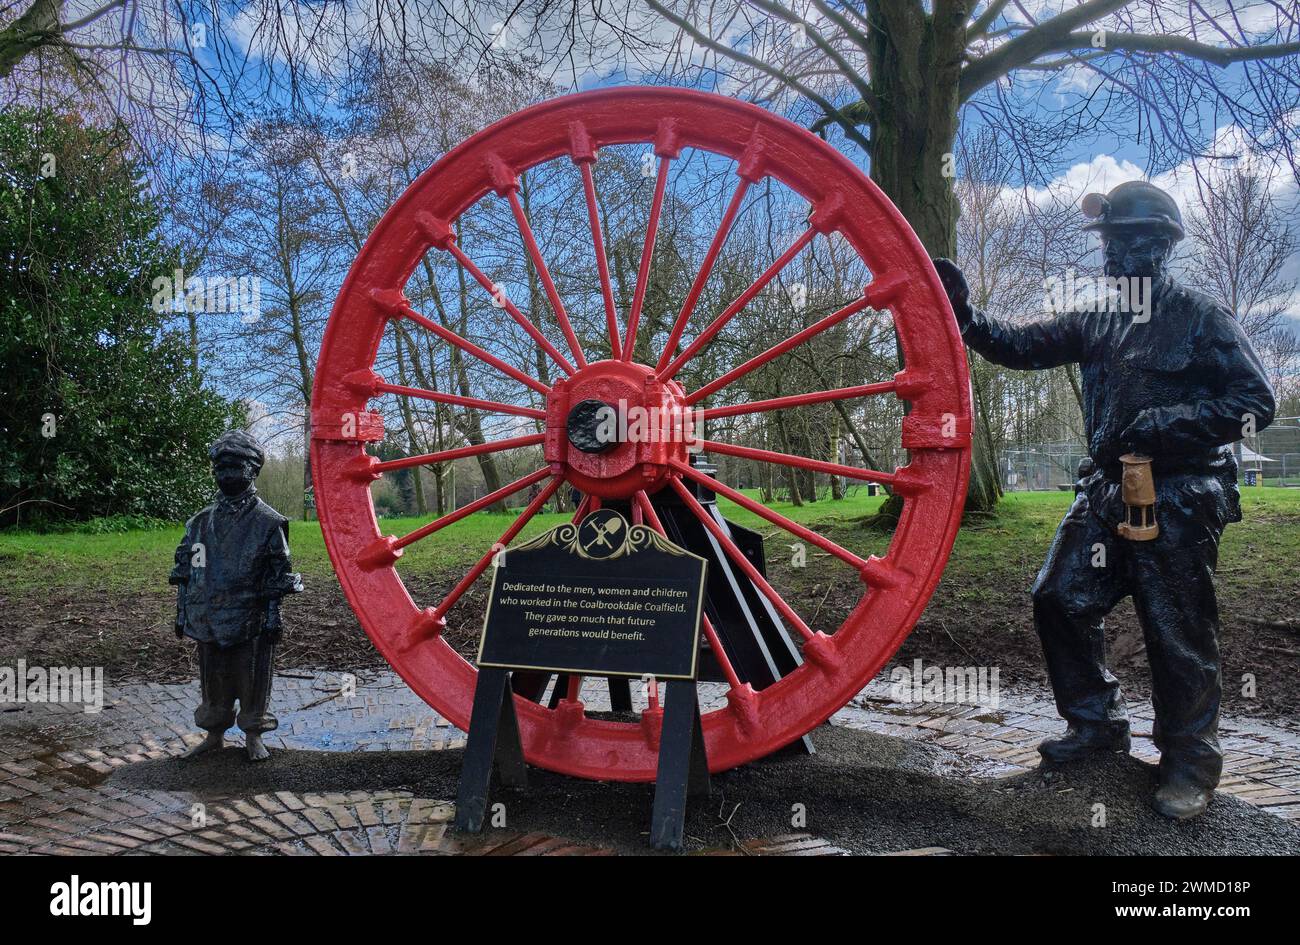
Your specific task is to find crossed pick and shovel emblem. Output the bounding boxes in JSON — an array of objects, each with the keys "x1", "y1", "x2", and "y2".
[{"x1": 579, "y1": 509, "x2": 627, "y2": 558}]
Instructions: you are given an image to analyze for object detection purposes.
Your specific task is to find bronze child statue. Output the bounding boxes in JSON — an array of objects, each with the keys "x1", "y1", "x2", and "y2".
[
  {"x1": 933, "y1": 181, "x2": 1275, "y2": 819},
  {"x1": 170, "y1": 430, "x2": 303, "y2": 762}
]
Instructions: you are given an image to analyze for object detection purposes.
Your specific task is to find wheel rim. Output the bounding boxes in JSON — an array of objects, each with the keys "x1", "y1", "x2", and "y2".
[{"x1": 310, "y1": 86, "x2": 972, "y2": 781}]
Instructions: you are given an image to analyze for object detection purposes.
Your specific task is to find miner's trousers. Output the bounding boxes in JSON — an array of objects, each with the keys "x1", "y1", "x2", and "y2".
[
  {"x1": 1031, "y1": 491, "x2": 1223, "y2": 788},
  {"x1": 194, "y1": 635, "x2": 278, "y2": 735}
]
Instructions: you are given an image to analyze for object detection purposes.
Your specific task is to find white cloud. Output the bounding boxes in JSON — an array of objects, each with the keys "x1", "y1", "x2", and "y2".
[
  {"x1": 1016, "y1": 153, "x2": 1148, "y2": 208},
  {"x1": 1002, "y1": 124, "x2": 1300, "y2": 322}
]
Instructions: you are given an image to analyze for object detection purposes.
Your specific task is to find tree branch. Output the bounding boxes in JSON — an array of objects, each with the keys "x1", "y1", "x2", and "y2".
[
  {"x1": 60, "y1": 0, "x2": 126, "y2": 34},
  {"x1": 1074, "y1": 31, "x2": 1300, "y2": 67},
  {"x1": 969, "y1": 0, "x2": 1012, "y2": 39},
  {"x1": 745, "y1": 0, "x2": 877, "y2": 112},
  {"x1": 964, "y1": 25, "x2": 1300, "y2": 100},
  {"x1": 647, "y1": 0, "x2": 872, "y2": 151},
  {"x1": 959, "y1": 0, "x2": 1131, "y2": 100},
  {"x1": 811, "y1": 0, "x2": 872, "y2": 53}
]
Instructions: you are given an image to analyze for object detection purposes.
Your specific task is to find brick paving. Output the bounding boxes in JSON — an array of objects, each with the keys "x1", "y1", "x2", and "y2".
[
  {"x1": 1, "y1": 670, "x2": 1296, "y2": 855},
  {"x1": 842, "y1": 679, "x2": 1300, "y2": 822}
]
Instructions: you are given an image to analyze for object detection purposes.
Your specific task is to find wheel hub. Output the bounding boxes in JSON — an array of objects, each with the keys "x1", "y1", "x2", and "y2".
[
  {"x1": 545, "y1": 359, "x2": 690, "y2": 501},
  {"x1": 566, "y1": 398, "x2": 617, "y2": 454}
]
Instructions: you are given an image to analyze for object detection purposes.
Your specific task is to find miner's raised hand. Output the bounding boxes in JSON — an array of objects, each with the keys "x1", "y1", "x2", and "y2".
[{"x1": 931, "y1": 257, "x2": 973, "y2": 327}]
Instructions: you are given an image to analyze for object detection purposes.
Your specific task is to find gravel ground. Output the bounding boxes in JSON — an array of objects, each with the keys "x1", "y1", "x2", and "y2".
[{"x1": 113, "y1": 722, "x2": 1300, "y2": 855}]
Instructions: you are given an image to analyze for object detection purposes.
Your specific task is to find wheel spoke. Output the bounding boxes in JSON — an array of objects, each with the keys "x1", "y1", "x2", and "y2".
[
  {"x1": 658, "y1": 227, "x2": 817, "y2": 382},
  {"x1": 431, "y1": 476, "x2": 562, "y2": 620},
  {"x1": 373, "y1": 433, "x2": 545, "y2": 474},
  {"x1": 440, "y1": 240, "x2": 577, "y2": 376},
  {"x1": 670, "y1": 460, "x2": 867, "y2": 570},
  {"x1": 376, "y1": 293, "x2": 550, "y2": 396},
  {"x1": 697, "y1": 438, "x2": 900, "y2": 488},
  {"x1": 686, "y1": 273, "x2": 905, "y2": 404},
  {"x1": 375, "y1": 381, "x2": 546, "y2": 420},
  {"x1": 505, "y1": 189, "x2": 588, "y2": 369},
  {"x1": 578, "y1": 162, "x2": 622, "y2": 360},
  {"x1": 634, "y1": 490, "x2": 745, "y2": 689},
  {"x1": 667, "y1": 479, "x2": 814, "y2": 642},
  {"x1": 655, "y1": 177, "x2": 751, "y2": 372},
  {"x1": 623, "y1": 154, "x2": 671, "y2": 360},
  {"x1": 392, "y1": 467, "x2": 553, "y2": 551},
  {"x1": 565, "y1": 675, "x2": 583, "y2": 701},
  {"x1": 697, "y1": 380, "x2": 897, "y2": 421},
  {"x1": 686, "y1": 293, "x2": 872, "y2": 404}
]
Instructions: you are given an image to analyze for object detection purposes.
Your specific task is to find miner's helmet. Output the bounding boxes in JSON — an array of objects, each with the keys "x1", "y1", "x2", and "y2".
[
  {"x1": 209, "y1": 429, "x2": 265, "y2": 471},
  {"x1": 1080, "y1": 181, "x2": 1184, "y2": 242}
]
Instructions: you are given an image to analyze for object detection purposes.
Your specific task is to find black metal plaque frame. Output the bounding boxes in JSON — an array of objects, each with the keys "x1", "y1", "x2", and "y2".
[
  {"x1": 452, "y1": 667, "x2": 527, "y2": 833},
  {"x1": 455, "y1": 512, "x2": 711, "y2": 848}
]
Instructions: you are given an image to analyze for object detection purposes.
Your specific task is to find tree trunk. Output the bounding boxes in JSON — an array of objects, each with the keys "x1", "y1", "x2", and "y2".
[
  {"x1": 0, "y1": 0, "x2": 63, "y2": 79},
  {"x1": 393, "y1": 331, "x2": 427, "y2": 515},
  {"x1": 773, "y1": 413, "x2": 803, "y2": 506},
  {"x1": 829, "y1": 418, "x2": 844, "y2": 500},
  {"x1": 281, "y1": 231, "x2": 313, "y2": 519},
  {"x1": 865, "y1": 4, "x2": 1000, "y2": 517},
  {"x1": 420, "y1": 225, "x2": 505, "y2": 511}
]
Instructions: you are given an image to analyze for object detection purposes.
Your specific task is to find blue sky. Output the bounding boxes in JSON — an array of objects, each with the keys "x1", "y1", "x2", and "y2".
[{"x1": 181, "y1": 1, "x2": 1300, "y2": 324}]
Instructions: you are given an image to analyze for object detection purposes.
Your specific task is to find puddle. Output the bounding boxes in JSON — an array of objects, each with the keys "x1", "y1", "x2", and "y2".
[{"x1": 20, "y1": 726, "x2": 111, "y2": 788}]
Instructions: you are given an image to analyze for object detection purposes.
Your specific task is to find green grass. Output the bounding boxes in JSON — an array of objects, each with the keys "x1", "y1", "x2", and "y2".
[
  {"x1": 0, "y1": 507, "x2": 568, "y2": 594},
  {"x1": 4, "y1": 487, "x2": 1298, "y2": 709},
  {"x1": 0, "y1": 487, "x2": 885, "y2": 594},
  {"x1": 1, "y1": 487, "x2": 1297, "y2": 596}
]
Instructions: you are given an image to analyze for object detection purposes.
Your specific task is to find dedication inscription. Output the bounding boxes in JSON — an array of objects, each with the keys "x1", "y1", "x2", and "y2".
[{"x1": 478, "y1": 508, "x2": 707, "y2": 680}]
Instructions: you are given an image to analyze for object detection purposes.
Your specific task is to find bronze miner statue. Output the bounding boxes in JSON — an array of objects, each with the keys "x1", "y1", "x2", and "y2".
[
  {"x1": 170, "y1": 430, "x2": 303, "y2": 762},
  {"x1": 933, "y1": 180, "x2": 1276, "y2": 819}
]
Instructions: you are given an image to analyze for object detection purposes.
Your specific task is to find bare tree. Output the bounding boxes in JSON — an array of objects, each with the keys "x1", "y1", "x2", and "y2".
[
  {"x1": 427, "y1": 0, "x2": 1299, "y2": 512},
  {"x1": 951, "y1": 129, "x2": 1089, "y2": 491},
  {"x1": 212, "y1": 120, "x2": 337, "y2": 510},
  {"x1": 1254, "y1": 325, "x2": 1300, "y2": 414},
  {"x1": 1183, "y1": 163, "x2": 1298, "y2": 343},
  {"x1": 23, "y1": 3, "x2": 1293, "y2": 517}
]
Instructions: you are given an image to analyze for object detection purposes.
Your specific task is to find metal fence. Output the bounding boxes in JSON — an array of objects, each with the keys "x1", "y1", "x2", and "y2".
[
  {"x1": 1244, "y1": 416, "x2": 1300, "y2": 486},
  {"x1": 999, "y1": 418, "x2": 1300, "y2": 491},
  {"x1": 999, "y1": 442, "x2": 1090, "y2": 492}
]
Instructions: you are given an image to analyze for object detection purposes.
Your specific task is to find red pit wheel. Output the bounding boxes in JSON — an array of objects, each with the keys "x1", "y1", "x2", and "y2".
[{"x1": 311, "y1": 87, "x2": 971, "y2": 781}]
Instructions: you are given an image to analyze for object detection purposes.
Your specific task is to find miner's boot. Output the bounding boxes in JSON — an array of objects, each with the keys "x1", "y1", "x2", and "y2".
[
  {"x1": 1152, "y1": 758, "x2": 1215, "y2": 820},
  {"x1": 1038, "y1": 723, "x2": 1131, "y2": 765},
  {"x1": 1152, "y1": 778, "x2": 1211, "y2": 820}
]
